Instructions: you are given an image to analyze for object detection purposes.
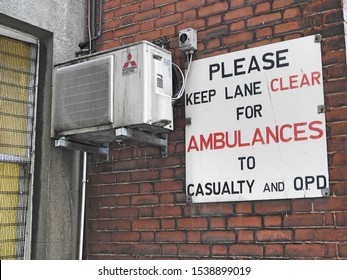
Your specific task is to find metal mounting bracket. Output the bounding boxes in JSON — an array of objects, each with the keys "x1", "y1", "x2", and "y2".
[
  {"x1": 55, "y1": 137, "x2": 109, "y2": 156},
  {"x1": 115, "y1": 127, "x2": 168, "y2": 158}
]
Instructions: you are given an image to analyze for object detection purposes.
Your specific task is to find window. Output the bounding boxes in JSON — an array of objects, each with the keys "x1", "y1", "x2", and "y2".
[{"x1": 0, "y1": 27, "x2": 38, "y2": 259}]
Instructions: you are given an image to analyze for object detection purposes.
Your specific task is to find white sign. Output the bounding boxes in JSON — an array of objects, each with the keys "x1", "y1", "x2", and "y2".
[{"x1": 185, "y1": 35, "x2": 329, "y2": 203}]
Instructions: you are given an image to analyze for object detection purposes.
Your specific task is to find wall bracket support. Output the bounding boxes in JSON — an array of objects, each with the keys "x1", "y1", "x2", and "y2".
[
  {"x1": 55, "y1": 137, "x2": 109, "y2": 156},
  {"x1": 115, "y1": 127, "x2": 168, "y2": 158}
]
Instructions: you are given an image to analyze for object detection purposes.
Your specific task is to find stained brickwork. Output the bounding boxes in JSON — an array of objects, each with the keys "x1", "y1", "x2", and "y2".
[{"x1": 86, "y1": 0, "x2": 347, "y2": 259}]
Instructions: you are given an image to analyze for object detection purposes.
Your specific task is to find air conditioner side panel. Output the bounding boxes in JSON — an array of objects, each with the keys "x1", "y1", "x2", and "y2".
[{"x1": 112, "y1": 44, "x2": 146, "y2": 129}]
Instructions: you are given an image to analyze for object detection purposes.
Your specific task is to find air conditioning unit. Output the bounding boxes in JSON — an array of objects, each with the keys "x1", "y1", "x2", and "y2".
[{"x1": 52, "y1": 41, "x2": 173, "y2": 144}]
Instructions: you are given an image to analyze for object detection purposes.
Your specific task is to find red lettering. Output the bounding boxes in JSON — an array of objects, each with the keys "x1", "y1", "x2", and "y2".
[
  {"x1": 200, "y1": 134, "x2": 213, "y2": 151},
  {"x1": 300, "y1": 74, "x2": 310, "y2": 87},
  {"x1": 214, "y1": 132, "x2": 225, "y2": 149},
  {"x1": 280, "y1": 124, "x2": 292, "y2": 142},
  {"x1": 289, "y1": 75, "x2": 298, "y2": 89},
  {"x1": 226, "y1": 131, "x2": 237, "y2": 148},
  {"x1": 187, "y1": 136, "x2": 199, "y2": 152},
  {"x1": 252, "y1": 128, "x2": 265, "y2": 145},
  {"x1": 294, "y1": 122, "x2": 308, "y2": 141},
  {"x1": 237, "y1": 130, "x2": 251, "y2": 147},
  {"x1": 311, "y1": 71, "x2": 321, "y2": 85},
  {"x1": 265, "y1": 126, "x2": 279, "y2": 143},
  {"x1": 270, "y1": 78, "x2": 279, "y2": 92},
  {"x1": 309, "y1": 120, "x2": 323, "y2": 139}
]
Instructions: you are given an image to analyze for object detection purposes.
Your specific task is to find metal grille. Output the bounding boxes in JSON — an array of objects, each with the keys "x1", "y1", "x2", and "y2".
[
  {"x1": 54, "y1": 55, "x2": 113, "y2": 132},
  {"x1": 0, "y1": 35, "x2": 38, "y2": 259}
]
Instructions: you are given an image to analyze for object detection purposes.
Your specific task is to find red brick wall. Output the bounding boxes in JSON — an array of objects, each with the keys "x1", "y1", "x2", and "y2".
[{"x1": 85, "y1": 0, "x2": 347, "y2": 259}]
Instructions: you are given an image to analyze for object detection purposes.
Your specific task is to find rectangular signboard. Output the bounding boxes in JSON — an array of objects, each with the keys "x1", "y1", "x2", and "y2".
[{"x1": 185, "y1": 35, "x2": 329, "y2": 203}]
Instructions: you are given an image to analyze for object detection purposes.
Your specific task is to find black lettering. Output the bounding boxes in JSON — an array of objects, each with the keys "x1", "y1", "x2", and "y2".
[
  {"x1": 205, "y1": 182, "x2": 213, "y2": 195},
  {"x1": 262, "y1": 52, "x2": 275, "y2": 70},
  {"x1": 248, "y1": 55, "x2": 261, "y2": 73},
  {"x1": 186, "y1": 92, "x2": 193, "y2": 106},
  {"x1": 209, "y1": 63, "x2": 220, "y2": 80},
  {"x1": 276, "y1": 49, "x2": 289, "y2": 68},
  {"x1": 221, "y1": 62, "x2": 233, "y2": 78},
  {"x1": 234, "y1": 57, "x2": 246, "y2": 76}
]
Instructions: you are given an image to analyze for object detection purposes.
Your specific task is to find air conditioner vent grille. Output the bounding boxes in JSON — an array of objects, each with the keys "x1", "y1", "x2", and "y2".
[{"x1": 54, "y1": 56, "x2": 113, "y2": 132}]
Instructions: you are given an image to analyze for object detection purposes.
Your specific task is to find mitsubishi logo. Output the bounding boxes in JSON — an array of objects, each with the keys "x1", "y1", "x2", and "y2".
[{"x1": 122, "y1": 52, "x2": 137, "y2": 75}]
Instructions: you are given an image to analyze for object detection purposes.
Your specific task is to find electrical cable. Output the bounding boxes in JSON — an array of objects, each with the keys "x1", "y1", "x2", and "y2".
[
  {"x1": 87, "y1": 0, "x2": 92, "y2": 54},
  {"x1": 172, "y1": 52, "x2": 194, "y2": 101}
]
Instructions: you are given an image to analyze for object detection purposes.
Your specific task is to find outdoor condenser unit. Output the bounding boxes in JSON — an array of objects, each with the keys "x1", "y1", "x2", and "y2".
[{"x1": 52, "y1": 41, "x2": 173, "y2": 144}]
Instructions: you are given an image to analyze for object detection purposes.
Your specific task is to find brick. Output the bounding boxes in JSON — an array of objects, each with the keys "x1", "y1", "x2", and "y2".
[
  {"x1": 331, "y1": 151, "x2": 347, "y2": 166},
  {"x1": 256, "y1": 27, "x2": 272, "y2": 38},
  {"x1": 254, "y1": 200, "x2": 291, "y2": 213},
  {"x1": 273, "y1": 0, "x2": 295, "y2": 10},
  {"x1": 229, "y1": 244, "x2": 263, "y2": 256},
  {"x1": 235, "y1": 202, "x2": 252, "y2": 214},
  {"x1": 336, "y1": 212, "x2": 347, "y2": 226},
  {"x1": 141, "y1": 232, "x2": 155, "y2": 242},
  {"x1": 112, "y1": 183, "x2": 138, "y2": 194},
  {"x1": 313, "y1": 197, "x2": 347, "y2": 211},
  {"x1": 162, "y1": 244, "x2": 178, "y2": 255},
  {"x1": 327, "y1": 107, "x2": 347, "y2": 123},
  {"x1": 224, "y1": 6, "x2": 253, "y2": 22},
  {"x1": 275, "y1": 19, "x2": 310, "y2": 34},
  {"x1": 112, "y1": 208, "x2": 137, "y2": 218},
  {"x1": 291, "y1": 199, "x2": 312, "y2": 212},
  {"x1": 178, "y1": 244, "x2": 210, "y2": 256},
  {"x1": 153, "y1": 205, "x2": 182, "y2": 217},
  {"x1": 338, "y1": 244, "x2": 347, "y2": 258},
  {"x1": 284, "y1": 244, "x2": 326, "y2": 258},
  {"x1": 255, "y1": 2, "x2": 271, "y2": 14},
  {"x1": 264, "y1": 244, "x2": 283, "y2": 257},
  {"x1": 187, "y1": 231, "x2": 201, "y2": 242},
  {"x1": 315, "y1": 228, "x2": 347, "y2": 241},
  {"x1": 283, "y1": 213, "x2": 324, "y2": 227},
  {"x1": 326, "y1": 93, "x2": 347, "y2": 108},
  {"x1": 263, "y1": 215, "x2": 282, "y2": 227},
  {"x1": 283, "y1": 7, "x2": 301, "y2": 20},
  {"x1": 131, "y1": 194, "x2": 159, "y2": 206},
  {"x1": 160, "y1": 218, "x2": 175, "y2": 230},
  {"x1": 228, "y1": 216, "x2": 262, "y2": 228},
  {"x1": 198, "y1": 2, "x2": 229, "y2": 17},
  {"x1": 159, "y1": 193, "x2": 175, "y2": 204},
  {"x1": 208, "y1": 15, "x2": 222, "y2": 27},
  {"x1": 256, "y1": 230, "x2": 293, "y2": 241},
  {"x1": 295, "y1": 229, "x2": 315, "y2": 241},
  {"x1": 134, "y1": 8, "x2": 160, "y2": 22},
  {"x1": 131, "y1": 170, "x2": 160, "y2": 182},
  {"x1": 237, "y1": 229, "x2": 254, "y2": 242},
  {"x1": 113, "y1": 160, "x2": 137, "y2": 171},
  {"x1": 132, "y1": 219, "x2": 160, "y2": 230},
  {"x1": 155, "y1": 13, "x2": 182, "y2": 28},
  {"x1": 133, "y1": 244, "x2": 161, "y2": 256},
  {"x1": 156, "y1": 231, "x2": 185, "y2": 242},
  {"x1": 112, "y1": 231, "x2": 140, "y2": 242},
  {"x1": 202, "y1": 231, "x2": 236, "y2": 243},
  {"x1": 210, "y1": 217, "x2": 226, "y2": 229},
  {"x1": 154, "y1": 180, "x2": 184, "y2": 192},
  {"x1": 176, "y1": 0, "x2": 205, "y2": 12},
  {"x1": 212, "y1": 245, "x2": 228, "y2": 255},
  {"x1": 177, "y1": 218, "x2": 208, "y2": 229},
  {"x1": 246, "y1": 12, "x2": 282, "y2": 27},
  {"x1": 138, "y1": 206, "x2": 153, "y2": 218},
  {"x1": 223, "y1": 31, "x2": 254, "y2": 45},
  {"x1": 200, "y1": 25, "x2": 229, "y2": 40},
  {"x1": 199, "y1": 203, "x2": 233, "y2": 216},
  {"x1": 117, "y1": 220, "x2": 131, "y2": 231}
]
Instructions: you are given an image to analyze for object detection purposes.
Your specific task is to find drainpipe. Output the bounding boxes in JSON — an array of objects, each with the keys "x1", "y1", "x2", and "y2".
[
  {"x1": 77, "y1": 0, "x2": 103, "y2": 55},
  {"x1": 78, "y1": 151, "x2": 88, "y2": 260}
]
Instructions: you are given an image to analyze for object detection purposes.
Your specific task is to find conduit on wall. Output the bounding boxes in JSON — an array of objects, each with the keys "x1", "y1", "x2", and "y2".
[{"x1": 77, "y1": 0, "x2": 103, "y2": 55}]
